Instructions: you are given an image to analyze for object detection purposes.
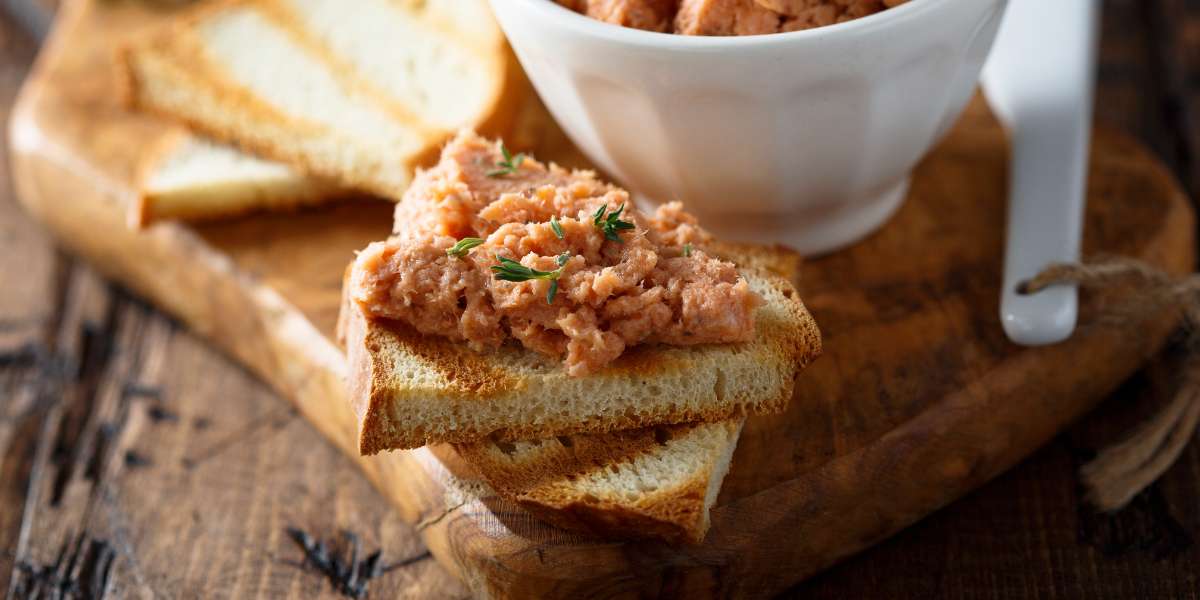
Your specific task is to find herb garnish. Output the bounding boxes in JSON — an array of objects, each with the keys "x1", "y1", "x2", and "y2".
[
  {"x1": 491, "y1": 252, "x2": 571, "y2": 304},
  {"x1": 446, "y1": 237, "x2": 484, "y2": 259},
  {"x1": 486, "y1": 143, "x2": 525, "y2": 178},
  {"x1": 683, "y1": 243, "x2": 692, "y2": 257},
  {"x1": 550, "y1": 215, "x2": 564, "y2": 239},
  {"x1": 591, "y1": 203, "x2": 636, "y2": 242}
]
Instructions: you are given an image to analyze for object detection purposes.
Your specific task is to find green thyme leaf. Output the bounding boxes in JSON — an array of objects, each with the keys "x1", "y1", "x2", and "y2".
[
  {"x1": 592, "y1": 203, "x2": 636, "y2": 243},
  {"x1": 486, "y1": 142, "x2": 526, "y2": 178},
  {"x1": 491, "y1": 254, "x2": 571, "y2": 304},
  {"x1": 682, "y1": 243, "x2": 692, "y2": 257},
  {"x1": 592, "y1": 204, "x2": 606, "y2": 227},
  {"x1": 490, "y1": 256, "x2": 564, "y2": 282},
  {"x1": 446, "y1": 237, "x2": 484, "y2": 259},
  {"x1": 550, "y1": 215, "x2": 564, "y2": 239}
]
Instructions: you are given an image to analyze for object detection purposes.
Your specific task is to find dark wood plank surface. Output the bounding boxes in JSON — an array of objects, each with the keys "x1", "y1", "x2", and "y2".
[{"x1": 0, "y1": 0, "x2": 1197, "y2": 598}]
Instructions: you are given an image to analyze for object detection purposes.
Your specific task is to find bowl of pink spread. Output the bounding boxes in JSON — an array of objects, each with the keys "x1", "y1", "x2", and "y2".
[{"x1": 488, "y1": 0, "x2": 1008, "y2": 254}]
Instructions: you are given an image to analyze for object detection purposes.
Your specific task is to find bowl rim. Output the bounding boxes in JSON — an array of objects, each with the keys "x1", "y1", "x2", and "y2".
[{"x1": 493, "y1": 0, "x2": 956, "y2": 48}]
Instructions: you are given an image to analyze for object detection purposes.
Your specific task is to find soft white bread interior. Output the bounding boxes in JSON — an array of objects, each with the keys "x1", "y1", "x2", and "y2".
[
  {"x1": 121, "y1": 0, "x2": 520, "y2": 199},
  {"x1": 132, "y1": 133, "x2": 344, "y2": 227}
]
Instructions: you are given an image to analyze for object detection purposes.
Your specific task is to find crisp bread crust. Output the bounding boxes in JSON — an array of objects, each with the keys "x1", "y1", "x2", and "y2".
[{"x1": 341, "y1": 243, "x2": 823, "y2": 453}]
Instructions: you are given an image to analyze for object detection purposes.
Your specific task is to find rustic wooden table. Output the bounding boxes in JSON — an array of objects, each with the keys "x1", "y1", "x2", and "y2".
[{"x1": 1, "y1": 1, "x2": 1198, "y2": 598}]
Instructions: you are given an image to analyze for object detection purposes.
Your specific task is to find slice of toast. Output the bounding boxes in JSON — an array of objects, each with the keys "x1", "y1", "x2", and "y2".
[
  {"x1": 452, "y1": 242, "x2": 800, "y2": 544},
  {"x1": 338, "y1": 240, "x2": 821, "y2": 453},
  {"x1": 132, "y1": 133, "x2": 345, "y2": 227},
  {"x1": 456, "y1": 419, "x2": 745, "y2": 544},
  {"x1": 121, "y1": 0, "x2": 519, "y2": 199}
]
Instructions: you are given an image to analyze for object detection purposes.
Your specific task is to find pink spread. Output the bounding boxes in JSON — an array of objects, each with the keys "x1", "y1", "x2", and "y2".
[
  {"x1": 349, "y1": 131, "x2": 762, "y2": 376},
  {"x1": 558, "y1": 0, "x2": 908, "y2": 35}
]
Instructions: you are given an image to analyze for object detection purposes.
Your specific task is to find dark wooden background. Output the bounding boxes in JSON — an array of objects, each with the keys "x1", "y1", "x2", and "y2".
[{"x1": 1, "y1": 1, "x2": 1198, "y2": 598}]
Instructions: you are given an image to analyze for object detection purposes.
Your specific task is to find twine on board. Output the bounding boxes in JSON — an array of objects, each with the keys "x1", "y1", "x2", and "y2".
[{"x1": 1019, "y1": 258, "x2": 1200, "y2": 512}]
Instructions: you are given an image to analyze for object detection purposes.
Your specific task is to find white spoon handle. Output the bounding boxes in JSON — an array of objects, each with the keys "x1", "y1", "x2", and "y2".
[{"x1": 982, "y1": 0, "x2": 1101, "y2": 346}]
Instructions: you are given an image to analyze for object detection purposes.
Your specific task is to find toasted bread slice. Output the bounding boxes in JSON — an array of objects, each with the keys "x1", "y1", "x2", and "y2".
[
  {"x1": 131, "y1": 133, "x2": 346, "y2": 227},
  {"x1": 450, "y1": 242, "x2": 799, "y2": 544},
  {"x1": 121, "y1": 0, "x2": 519, "y2": 199},
  {"x1": 338, "y1": 241, "x2": 821, "y2": 453},
  {"x1": 457, "y1": 419, "x2": 744, "y2": 544}
]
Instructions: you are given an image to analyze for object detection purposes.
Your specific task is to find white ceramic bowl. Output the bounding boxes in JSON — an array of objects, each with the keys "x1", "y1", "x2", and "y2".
[{"x1": 489, "y1": 0, "x2": 1009, "y2": 254}]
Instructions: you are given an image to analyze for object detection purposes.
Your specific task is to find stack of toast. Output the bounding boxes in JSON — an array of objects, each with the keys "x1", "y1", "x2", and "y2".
[
  {"x1": 123, "y1": 0, "x2": 821, "y2": 544},
  {"x1": 123, "y1": 0, "x2": 518, "y2": 225}
]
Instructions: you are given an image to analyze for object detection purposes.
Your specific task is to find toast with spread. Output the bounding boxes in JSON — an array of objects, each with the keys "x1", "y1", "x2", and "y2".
[
  {"x1": 121, "y1": 0, "x2": 521, "y2": 200},
  {"x1": 339, "y1": 131, "x2": 821, "y2": 453},
  {"x1": 341, "y1": 262, "x2": 817, "y2": 452}
]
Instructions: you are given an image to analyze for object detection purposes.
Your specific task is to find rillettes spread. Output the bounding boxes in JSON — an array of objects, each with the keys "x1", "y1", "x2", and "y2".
[
  {"x1": 349, "y1": 132, "x2": 762, "y2": 376},
  {"x1": 559, "y1": 0, "x2": 908, "y2": 35}
]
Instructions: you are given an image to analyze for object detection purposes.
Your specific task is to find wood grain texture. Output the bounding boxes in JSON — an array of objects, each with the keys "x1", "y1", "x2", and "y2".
[
  {"x1": 0, "y1": 264, "x2": 469, "y2": 598},
  {"x1": 4, "y1": 1, "x2": 1199, "y2": 599}
]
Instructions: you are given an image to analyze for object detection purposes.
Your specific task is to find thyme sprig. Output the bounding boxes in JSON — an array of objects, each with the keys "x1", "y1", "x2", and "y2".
[
  {"x1": 491, "y1": 252, "x2": 572, "y2": 304},
  {"x1": 446, "y1": 237, "x2": 484, "y2": 259},
  {"x1": 550, "y1": 215, "x2": 564, "y2": 239},
  {"x1": 486, "y1": 143, "x2": 525, "y2": 178},
  {"x1": 683, "y1": 243, "x2": 692, "y2": 257},
  {"x1": 591, "y1": 203, "x2": 636, "y2": 242}
]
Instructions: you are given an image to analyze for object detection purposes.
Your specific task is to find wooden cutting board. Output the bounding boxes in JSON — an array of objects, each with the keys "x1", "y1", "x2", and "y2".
[{"x1": 9, "y1": 0, "x2": 1196, "y2": 597}]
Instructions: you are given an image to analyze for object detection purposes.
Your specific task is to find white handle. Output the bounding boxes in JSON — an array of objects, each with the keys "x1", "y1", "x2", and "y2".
[
  {"x1": 1000, "y1": 112, "x2": 1087, "y2": 344},
  {"x1": 982, "y1": 0, "x2": 1100, "y2": 346}
]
